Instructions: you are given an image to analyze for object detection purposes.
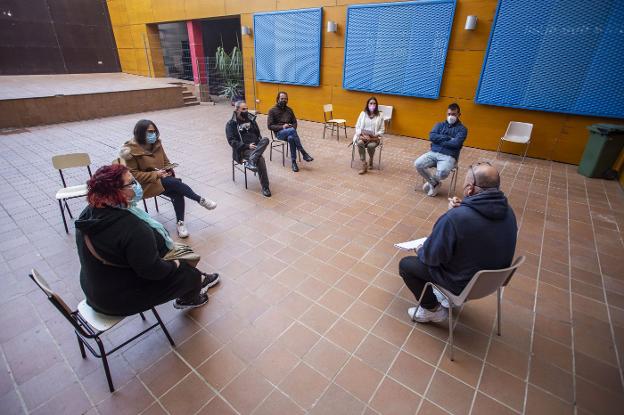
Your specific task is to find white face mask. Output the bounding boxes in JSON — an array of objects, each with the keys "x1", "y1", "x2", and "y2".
[{"x1": 447, "y1": 115, "x2": 458, "y2": 125}]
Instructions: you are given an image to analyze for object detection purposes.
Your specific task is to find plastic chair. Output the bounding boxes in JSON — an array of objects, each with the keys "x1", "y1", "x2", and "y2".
[
  {"x1": 412, "y1": 256, "x2": 526, "y2": 361},
  {"x1": 52, "y1": 153, "x2": 92, "y2": 233},
  {"x1": 496, "y1": 122, "x2": 533, "y2": 163},
  {"x1": 322, "y1": 104, "x2": 347, "y2": 141},
  {"x1": 29, "y1": 269, "x2": 174, "y2": 392},
  {"x1": 378, "y1": 105, "x2": 393, "y2": 131}
]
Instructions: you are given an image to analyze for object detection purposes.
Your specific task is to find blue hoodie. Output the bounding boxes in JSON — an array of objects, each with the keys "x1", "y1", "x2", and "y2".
[
  {"x1": 429, "y1": 121, "x2": 467, "y2": 160},
  {"x1": 418, "y1": 189, "x2": 517, "y2": 294}
]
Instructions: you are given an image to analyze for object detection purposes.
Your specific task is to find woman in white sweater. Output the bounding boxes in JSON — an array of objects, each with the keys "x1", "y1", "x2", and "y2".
[{"x1": 353, "y1": 97, "x2": 385, "y2": 174}]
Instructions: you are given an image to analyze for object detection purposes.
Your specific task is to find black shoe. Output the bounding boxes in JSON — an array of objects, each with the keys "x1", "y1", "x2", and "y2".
[
  {"x1": 200, "y1": 272, "x2": 220, "y2": 289},
  {"x1": 302, "y1": 152, "x2": 314, "y2": 162},
  {"x1": 262, "y1": 188, "x2": 272, "y2": 197},
  {"x1": 244, "y1": 161, "x2": 258, "y2": 173},
  {"x1": 292, "y1": 161, "x2": 299, "y2": 172},
  {"x1": 173, "y1": 292, "x2": 209, "y2": 309}
]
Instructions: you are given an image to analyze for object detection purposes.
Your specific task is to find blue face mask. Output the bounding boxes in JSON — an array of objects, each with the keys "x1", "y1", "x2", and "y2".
[
  {"x1": 146, "y1": 131, "x2": 158, "y2": 144},
  {"x1": 131, "y1": 180, "x2": 143, "y2": 205}
]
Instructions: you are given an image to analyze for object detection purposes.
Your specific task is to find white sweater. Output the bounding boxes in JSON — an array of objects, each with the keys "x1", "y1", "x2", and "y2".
[{"x1": 353, "y1": 111, "x2": 385, "y2": 143}]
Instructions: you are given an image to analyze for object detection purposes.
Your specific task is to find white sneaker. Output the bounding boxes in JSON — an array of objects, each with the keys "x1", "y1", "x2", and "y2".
[
  {"x1": 427, "y1": 183, "x2": 440, "y2": 197},
  {"x1": 432, "y1": 287, "x2": 450, "y2": 309},
  {"x1": 408, "y1": 305, "x2": 448, "y2": 323},
  {"x1": 176, "y1": 221, "x2": 189, "y2": 238},
  {"x1": 199, "y1": 198, "x2": 217, "y2": 210},
  {"x1": 422, "y1": 182, "x2": 431, "y2": 194}
]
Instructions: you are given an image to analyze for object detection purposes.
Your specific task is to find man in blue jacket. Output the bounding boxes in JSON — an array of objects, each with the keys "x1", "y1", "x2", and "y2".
[
  {"x1": 415, "y1": 103, "x2": 467, "y2": 197},
  {"x1": 399, "y1": 163, "x2": 517, "y2": 323}
]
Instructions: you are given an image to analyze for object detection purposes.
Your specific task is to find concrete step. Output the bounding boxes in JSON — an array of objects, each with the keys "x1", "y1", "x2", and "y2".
[
  {"x1": 183, "y1": 96, "x2": 198, "y2": 102},
  {"x1": 184, "y1": 101, "x2": 200, "y2": 107}
]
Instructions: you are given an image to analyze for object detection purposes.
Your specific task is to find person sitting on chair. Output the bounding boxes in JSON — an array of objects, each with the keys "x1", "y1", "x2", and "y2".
[
  {"x1": 414, "y1": 103, "x2": 467, "y2": 197},
  {"x1": 225, "y1": 101, "x2": 272, "y2": 197},
  {"x1": 120, "y1": 119, "x2": 217, "y2": 238},
  {"x1": 75, "y1": 164, "x2": 220, "y2": 315},
  {"x1": 399, "y1": 163, "x2": 517, "y2": 323},
  {"x1": 267, "y1": 91, "x2": 314, "y2": 172},
  {"x1": 353, "y1": 96, "x2": 385, "y2": 175}
]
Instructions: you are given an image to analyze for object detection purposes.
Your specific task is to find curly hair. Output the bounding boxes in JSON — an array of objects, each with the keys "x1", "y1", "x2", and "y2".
[{"x1": 87, "y1": 164, "x2": 129, "y2": 208}]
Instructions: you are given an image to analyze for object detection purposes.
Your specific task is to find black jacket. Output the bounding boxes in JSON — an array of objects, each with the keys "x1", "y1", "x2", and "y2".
[
  {"x1": 267, "y1": 104, "x2": 297, "y2": 133},
  {"x1": 418, "y1": 189, "x2": 517, "y2": 294},
  {"x1": 75, "y1": 206, "x2": 199, "y2": 316},
  {"x1": 226, "y1": 112, "x2": 263, "y2": 163}
]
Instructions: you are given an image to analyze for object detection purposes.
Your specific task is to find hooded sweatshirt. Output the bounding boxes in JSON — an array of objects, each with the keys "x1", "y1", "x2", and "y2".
[
  {"x1": 75, "y1": 205, "x2": 195, "y2": 315},
  {"x1": 418, "y1": 189, "x2": 517, "y2": 294}
]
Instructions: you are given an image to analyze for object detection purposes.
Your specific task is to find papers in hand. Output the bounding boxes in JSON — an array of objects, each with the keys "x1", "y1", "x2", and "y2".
[
  {"x1": 394, "y1": 237, "x2": 427, "y2": 251},
  {"x1": 163, "y1": 162, "x2": 179, "y2": 170}
]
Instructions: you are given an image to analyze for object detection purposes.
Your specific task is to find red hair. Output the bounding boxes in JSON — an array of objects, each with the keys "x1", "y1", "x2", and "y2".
[{"x1": 87, "y1": 164, "x2": 130, "y2": 208}]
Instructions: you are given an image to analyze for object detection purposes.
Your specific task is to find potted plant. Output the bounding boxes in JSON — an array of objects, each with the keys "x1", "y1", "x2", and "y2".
[{"x1": 215, "y1": 43, "x2": 244, "y2": 104}]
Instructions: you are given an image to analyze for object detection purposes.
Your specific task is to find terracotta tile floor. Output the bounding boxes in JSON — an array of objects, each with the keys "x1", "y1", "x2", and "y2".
[{"x1": 0, "y1": 103, "x2": 623, "y2": 415}]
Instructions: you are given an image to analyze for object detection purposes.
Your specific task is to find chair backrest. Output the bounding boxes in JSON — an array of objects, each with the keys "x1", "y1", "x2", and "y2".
[
  {"x1": 323, "y1": 104, "x2": 333, "y2": 122},
  {"x1": 461, "y1": 256, "x2": 526, "y2": 303},
  {"x1": 504, "y1": 122, "x2": 533, "y2": 141},
  {"x1": 378, "y1": 105, "x2": 393, "y2": 121},
  {"x1": 323, "y1": 104, "x2": 333, "y2": 113},
  {"x1": 52, "y1": 153, "x2": 91, "y2": 170},
  {"x1": 29, "y1": 269, "x2": 90, "y2": 336}
]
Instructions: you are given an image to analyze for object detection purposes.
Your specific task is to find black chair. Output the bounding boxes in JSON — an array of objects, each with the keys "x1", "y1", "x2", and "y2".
[
  {"x1": 232, "y1": 159, "x2": 257, "y2": 189},
  {"x1": 29, "y1": 269, "x2": 174, "y2": 392}
]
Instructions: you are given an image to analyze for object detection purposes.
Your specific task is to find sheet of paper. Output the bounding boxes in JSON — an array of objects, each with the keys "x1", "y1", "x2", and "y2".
[{"x1": 394, "y1": 237, "x2": 427, "y2": 251}]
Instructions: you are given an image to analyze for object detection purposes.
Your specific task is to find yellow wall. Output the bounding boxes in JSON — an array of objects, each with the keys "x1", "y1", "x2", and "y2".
[{"x1": 106, "y1": 0, "x2": 621, "y2": 165}]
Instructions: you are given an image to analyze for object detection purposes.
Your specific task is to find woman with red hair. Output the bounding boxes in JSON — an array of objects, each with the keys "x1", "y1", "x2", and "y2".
[{"x1": 75, "y1": 164, "x2": 219, "y2": 315}]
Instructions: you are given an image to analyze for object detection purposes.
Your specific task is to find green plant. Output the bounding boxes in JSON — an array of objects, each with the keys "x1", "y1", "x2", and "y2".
[
  {"x1": 215, "y1": 44, "x2": 243, "y2": 100},
  {"x1": 219, "y1": 79, "x2": 241, "y2": 101}
]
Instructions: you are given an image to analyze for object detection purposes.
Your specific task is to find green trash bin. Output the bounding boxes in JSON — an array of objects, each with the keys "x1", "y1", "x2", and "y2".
[{"x1": 578, "y1": 124, "x2": 624, "y2": 178}]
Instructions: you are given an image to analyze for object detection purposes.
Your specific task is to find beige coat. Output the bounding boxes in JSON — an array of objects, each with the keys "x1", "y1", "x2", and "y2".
[{"x1": 119, "y1": 139, "x2": 171, "y2": 199}]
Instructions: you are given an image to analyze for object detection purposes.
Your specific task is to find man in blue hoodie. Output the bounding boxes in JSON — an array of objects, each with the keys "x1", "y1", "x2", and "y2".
[
  {"x1": 415, "y1": 103, "x2": 467, "y2": 197},
  {"x1": 399, "y1": 163, "x2": 517, "y2": 323}
]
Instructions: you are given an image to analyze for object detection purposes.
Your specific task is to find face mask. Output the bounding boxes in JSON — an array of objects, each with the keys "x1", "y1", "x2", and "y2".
[
  {"x1": 131, "y1": 180, "x2": 143, "y2": 205},
  {"x1": 278, "y1": 101, "x2": 286, "y2": 108},
  {"x1": 447, "y1": 115, "x2": 457, "y2": 125},
  {"x1": 368, "y1": 105, "x2": 376, "y2": 112},
  {"x1": 239, "y1": 111, "x2": 249, "y2": 120},
  {"x1": 146, "y1": 131, "x2": 158, "y2": 144}
]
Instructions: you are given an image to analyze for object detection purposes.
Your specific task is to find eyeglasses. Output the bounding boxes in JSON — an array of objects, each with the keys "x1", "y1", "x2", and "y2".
[
  {"x1": 468, "y1": 161, "x2": 496, "y2": 189},
  {"x1": 121, "y1": 178, "x2": 138, "y2": 189}
]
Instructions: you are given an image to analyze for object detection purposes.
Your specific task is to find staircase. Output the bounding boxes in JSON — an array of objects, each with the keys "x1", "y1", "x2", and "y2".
[{"x1": 181, "y1": 87, "x2": 200, "y2": 107}]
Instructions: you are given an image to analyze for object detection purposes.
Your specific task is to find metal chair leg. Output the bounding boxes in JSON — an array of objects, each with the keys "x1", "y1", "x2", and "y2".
[
  {"x1": 350, "y1": 144, "x2": 355, "y2": 168},
  {"x1": 59, "y1": 200, "x2": 69, "y2": 233},
  {"x1": 448, "y1": 303, "x2": 454, "y2": 361},
  {"x1": 152, "y1": 308, "x2": 175, "y2": 346},
  {"x1": 281, "y1": 142, "x2": 285, "y2": 166},
  {"x1": 521, "y1": 141, "x2": 530, "y2": 164},
  {"x1": 64, "y1": 200, "x2": 74, "y2": 219},
  {"x1": 76, "y1": 333, "x2": 86, "y2": 358},
  {"x1": 139, "y1": 312, "x2": 146, "y2": 321},
  {"x1": 323, "y1": 124, "x2": 327, "y2": 140},
  {"x1": 142, "y1": 199, "x2": 148, "y2": 213},
  {"x1": 95, "y1": 336, "x2": 115, "y2": 392},
  {"x1": 154, "y1": 197, "x2": 159, "y2": 213},
  {"x1": 244, "y1": 166, "x2": 248, "y2": 189},
  {"x1": 496, "y1": 138, "x2": 503, "y2": 159},
  {"x1": 497, "y1": 287, "x2": 502, "y2": 336},
  {"x1": 378, "y1": 144, "x2": 383, "y2": 170},
  {"x1": 232, "y1": 161, "x2": 236, "y2": 182}
]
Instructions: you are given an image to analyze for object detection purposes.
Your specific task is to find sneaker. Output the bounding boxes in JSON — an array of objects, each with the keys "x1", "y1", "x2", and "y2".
[
  {"x1": 174, "y1": 292, "x2": 209, "y2": 309},
  {"x1": 199, "y1": 198, "x2": 217, "y2": 210},
  {"x1": 407, "y1": 305, "x2": 448, "y2": 323},
  {"x1": 176, "y1": 221, "x2": 189, "y2": 238},
  {"x1": 262, "y1": 188, "x2": 272, "y2": 197},
  {"x1": 427, "y1": 182, "x2": 440, "y2": 197},
  {"x1": 422, "y1": 182, "x2": 431, "y2": 193},
  {"x1": 432, "y1": 287, "x2": 450, "y2": 309},
  {"x1": 200, "y1": 272, "x2": 220, "y2": 290}
]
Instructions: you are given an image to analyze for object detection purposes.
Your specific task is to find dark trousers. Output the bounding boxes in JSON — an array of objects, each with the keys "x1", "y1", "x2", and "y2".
[
  {"x1": 399, "y1": 256, "x2": 440, "y2": 310},
  {"x1": 241, "y1": 137, "x2": 270, "y2": 189},
  {"x1": 161, "y1": 176, "x2": 201, "y2": 222},
  {"x1": 276, "y1": 127, "x2": 305, "y2": 161}
]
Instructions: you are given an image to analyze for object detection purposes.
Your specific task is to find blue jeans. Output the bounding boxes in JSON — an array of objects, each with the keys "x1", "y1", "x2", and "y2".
[
  {"x1": 276, "y1": 127, "x2": 303, "y2": 161},
  {"x1": 414, "y1": 151, "x2": 456, "y2": 187}
]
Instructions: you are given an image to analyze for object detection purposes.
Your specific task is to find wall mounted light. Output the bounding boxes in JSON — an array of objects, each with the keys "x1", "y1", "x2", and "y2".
[
  {"x1": 327, "y1": 21, "x2": 337, "y2": 33},
  {"x1": 241, "y1": 26, "x2": 251, "y2": 36},
  {"x1": 465, "y1": 15, "x2": 478, "y2": 30}
]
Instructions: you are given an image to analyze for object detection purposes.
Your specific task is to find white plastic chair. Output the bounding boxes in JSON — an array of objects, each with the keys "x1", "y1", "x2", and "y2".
[
  {"x1": 496, "y1": 122, "x2": 533, "y2": 163},
  {"x1": 52, "y1": 153, "x2": 92, "y2": 233},
  {"x1": 322, "y1": 104, "x2": 347, "y2": 141},
  {"x1": 412, "y1": 256, "x2": 526, "y2": 361},
  {"x1": 378, "y1": 105, "x2": 393, "y2": 131}
]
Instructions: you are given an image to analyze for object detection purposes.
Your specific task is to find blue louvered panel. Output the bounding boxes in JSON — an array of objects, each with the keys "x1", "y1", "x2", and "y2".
[
  {"x1": 254, "y1": 8, "x2": 321, "y2": 86},
  {"x1": 343, "y1": 1, "x2": 456, "y2": 99},
  {"x1": 476, "y1": 0, "x2": 624, "y2": 119}
]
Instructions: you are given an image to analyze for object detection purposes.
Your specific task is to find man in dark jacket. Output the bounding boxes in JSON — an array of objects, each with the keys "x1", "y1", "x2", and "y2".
[
  {"x1": 226, "y1": 101, "x2": 271, "y2": 197},
  {"x1": 399, "y1": 163, "x2": 517, "y2": 323},
  {"x1": 267, "y1": 91, "x2": 313, "y2": 172},
  {"x1": 415, "y1": 103, "x2": 468, "y2": 197}
]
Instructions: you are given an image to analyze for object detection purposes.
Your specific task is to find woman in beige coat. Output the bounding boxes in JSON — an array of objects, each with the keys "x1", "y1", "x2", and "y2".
[
  {"x1": 353, "y1": 97, "x2": 385, "y2": 174},
  {"x1": 120, "y1": 119, "x2": 216, "y2": 238}
]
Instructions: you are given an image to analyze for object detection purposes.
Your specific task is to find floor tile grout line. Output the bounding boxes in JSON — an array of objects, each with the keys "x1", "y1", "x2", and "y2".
[
  {"x1": 585, "y1": 174, "x2": 624, "y2": 391},
  {"x1": 0, "y1": 345, "x2": 29, "y2": 414},
  {"x1": 566, "y1": 163, "x2": 579, "y2": 415},
  {"x1": 521, "y1": 161, "x2": 552, "y2": 415}
]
